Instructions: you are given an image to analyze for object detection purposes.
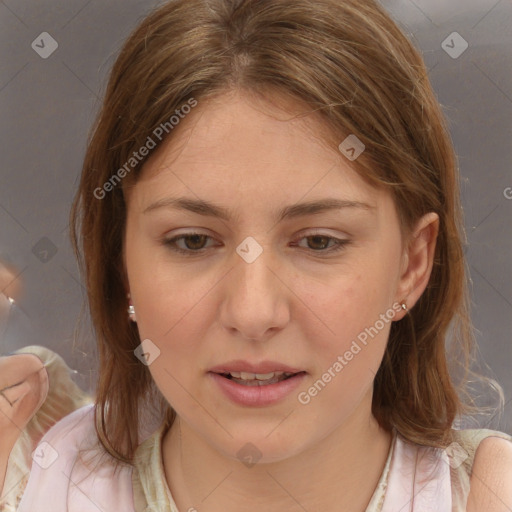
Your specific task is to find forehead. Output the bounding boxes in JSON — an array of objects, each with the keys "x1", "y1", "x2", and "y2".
[{"x1": 125, "y1": 90, "x2": 383, "y2": 213}]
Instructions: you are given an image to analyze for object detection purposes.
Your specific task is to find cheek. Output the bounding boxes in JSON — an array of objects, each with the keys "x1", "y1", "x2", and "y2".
[
  {"x1": 127, "y1": 262, "x2": 219, "y2": 398},
  {"x1": 296, "y1": 276, "x2": 392, "y2": 414},
  {"x1": 132, "y1": 282, "x2": 208, "y2": 410},
  {"x1": 293, "y1": 265, "x2": 397, "y2": 413},
  {"x1": 133, "y1": 280, "x2": 209, "y2": 364},
  {"x1": 297, "y1": 268, "x2": 391, "y2": 350},
  {"x1": 125, "y1": 233, "x2": 202, "y2": 339}
]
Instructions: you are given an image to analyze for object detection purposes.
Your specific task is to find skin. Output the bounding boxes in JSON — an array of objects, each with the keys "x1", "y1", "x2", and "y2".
[
  {"x1": 0, "y1": 261, "x2": 22, "y2": 325},
  {"x1": 0, "y1": 354, "x2": 48, "y2": 497},
  {"x1": 0, "y1": 262, "x2": 22, "y2": 301},
  {"x1": 123, "y1": 89, "x2": 439, "y2": 511},
  {"x1": 468, "y1": 437, "x2": 512, "y2": 511}
]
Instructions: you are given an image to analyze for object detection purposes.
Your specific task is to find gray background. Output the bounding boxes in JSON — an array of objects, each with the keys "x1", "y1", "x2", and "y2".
[{"x1": 0, "y1": 0, "x2": 511, "y2": 433}]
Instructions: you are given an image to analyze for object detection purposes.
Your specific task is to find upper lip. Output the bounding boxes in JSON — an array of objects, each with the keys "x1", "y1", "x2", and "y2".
[{"x1": 209, "y1": 360, "x2": 305, "y2": 374}]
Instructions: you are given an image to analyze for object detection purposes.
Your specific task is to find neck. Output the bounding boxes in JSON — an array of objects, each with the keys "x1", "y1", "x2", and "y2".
[{"x1": 162, "y1": 390, "x2": 392, "y2": 512}]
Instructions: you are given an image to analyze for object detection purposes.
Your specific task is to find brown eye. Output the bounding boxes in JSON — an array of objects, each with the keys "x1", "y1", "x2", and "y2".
[
  {"x1": 163, "y1": 231, "x2": 350, "y2": 257},
  {"x1": 181, "y1": 234, "x2": 208, "y2": 250},
  {"x1": 293, "y1": 233, "x2": 350, "y2": 254},
  {"x1": 163, "y1": 232, "x2": 216, "y2": 255},
  {"x1": 305, "y1": 235, "x2": 331, "y2": 250}
]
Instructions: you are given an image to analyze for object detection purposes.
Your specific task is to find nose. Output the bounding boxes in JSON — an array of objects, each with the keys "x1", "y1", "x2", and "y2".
[{"x1": 219, "y1": 247, "x2": 290, "y2": 342}]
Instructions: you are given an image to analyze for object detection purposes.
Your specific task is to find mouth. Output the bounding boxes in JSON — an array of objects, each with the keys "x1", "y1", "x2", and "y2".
[
  {"x1": 213, "y1": 370, "x2": 306, "y2": 386},
  {"x1": 208, "y1": 367, "x2": 308, "y2": 407}
]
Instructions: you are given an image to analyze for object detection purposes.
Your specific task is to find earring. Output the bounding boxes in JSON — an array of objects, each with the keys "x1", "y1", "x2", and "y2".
[
  {"x1": 127, "y1": 293, "x2": 136, "y2": 322},
  {"x1": 400, "y1": 301, "x2": 408, "y2": 311}
]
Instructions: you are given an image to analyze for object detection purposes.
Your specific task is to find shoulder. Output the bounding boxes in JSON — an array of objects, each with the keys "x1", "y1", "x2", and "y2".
[
  {"x1": 18, "y1": 404, "x2": 136, "y2": 512},
  {"x1": 465, "y1": 431, "x2": 512, "y2": 512},
  {"x1": 40, "y1": 401, "x2": 95, "y2": 441},
  {"x1": 17, "y1": 404, "x2": 96, "y2": 511},
  {"x1": 27, "y1": 402, "x2": 96, "y2": 470}
]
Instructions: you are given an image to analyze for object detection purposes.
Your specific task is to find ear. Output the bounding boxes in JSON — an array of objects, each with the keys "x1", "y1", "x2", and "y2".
[{"x1": 394, "y1": 212, "x2": 439, "y2": 319}]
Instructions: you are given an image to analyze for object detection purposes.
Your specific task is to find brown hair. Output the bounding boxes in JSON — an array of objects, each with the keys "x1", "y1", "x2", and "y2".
[{"x1": 71, "y1": 0, "x2": 500, "y2": 463}]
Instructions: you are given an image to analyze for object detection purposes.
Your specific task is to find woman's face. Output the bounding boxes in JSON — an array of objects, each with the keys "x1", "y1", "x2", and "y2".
[{"x1": 124, "y1": 90, "x2": 419, "y2": 462}]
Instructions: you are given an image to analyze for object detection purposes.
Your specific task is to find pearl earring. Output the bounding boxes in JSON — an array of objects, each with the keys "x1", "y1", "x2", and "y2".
[{"x1": 127, "y1": 293, "x2": 136, "y2": 322}]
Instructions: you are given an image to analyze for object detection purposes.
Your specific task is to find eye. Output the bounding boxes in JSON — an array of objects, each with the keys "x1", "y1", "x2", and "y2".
[
  {"x1": 162, "y1": 231, "x2": 351, "y2": 256},
  {"x1": 292, "y1": 232, "x2": 350, "y2": 254},
  {"x1": 163, "y1": 232, "x2": 216, "y2": 255}
]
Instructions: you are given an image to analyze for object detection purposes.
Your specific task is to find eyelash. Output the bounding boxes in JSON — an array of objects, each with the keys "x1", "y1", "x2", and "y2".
[{"x1": 162, "y1": 231, "x2": 351, "y2": 256}]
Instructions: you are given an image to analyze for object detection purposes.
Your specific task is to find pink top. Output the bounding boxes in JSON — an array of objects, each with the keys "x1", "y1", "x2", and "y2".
[{"x1": 17, "y1": 404, "x2": 512, "y2": 511}]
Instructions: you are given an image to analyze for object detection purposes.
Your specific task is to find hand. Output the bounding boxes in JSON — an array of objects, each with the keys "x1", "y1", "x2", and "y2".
[
  {"x1": 0, "y1": 261, "x2": 22, "y2": 301},
  {"x1": 0, "y1": 353, "x2": 49, "y2": 496},
  {"x1": 0, "y1": 354, "x2": 49, "y2": 440},
  {"x1": 0, "y1": 260, "x2": 22, "y2": 327}
]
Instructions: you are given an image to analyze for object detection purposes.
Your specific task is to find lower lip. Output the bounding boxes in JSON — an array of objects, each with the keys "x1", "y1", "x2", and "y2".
[{"x1": 208, "y1": 372, "x2": 307, "y2": 407}]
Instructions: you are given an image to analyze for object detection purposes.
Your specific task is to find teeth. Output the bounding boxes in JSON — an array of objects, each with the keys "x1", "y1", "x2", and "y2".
[
  {"x1": 221, "y1": 370, "x2": 296, "y2": 386},
  {"x1": 232, "y1": 371, "x2": 290, "y2": 380}
]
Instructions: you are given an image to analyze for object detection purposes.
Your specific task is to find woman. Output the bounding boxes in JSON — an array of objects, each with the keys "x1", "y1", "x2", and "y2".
[{"x1": 17, "y1": 0, "x2": 512, "y2": 510}]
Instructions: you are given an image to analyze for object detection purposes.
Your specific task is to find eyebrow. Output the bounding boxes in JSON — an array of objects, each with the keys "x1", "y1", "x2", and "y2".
[{"x1": 143, "y1": 196, "x2": 375, "y2": 222}]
